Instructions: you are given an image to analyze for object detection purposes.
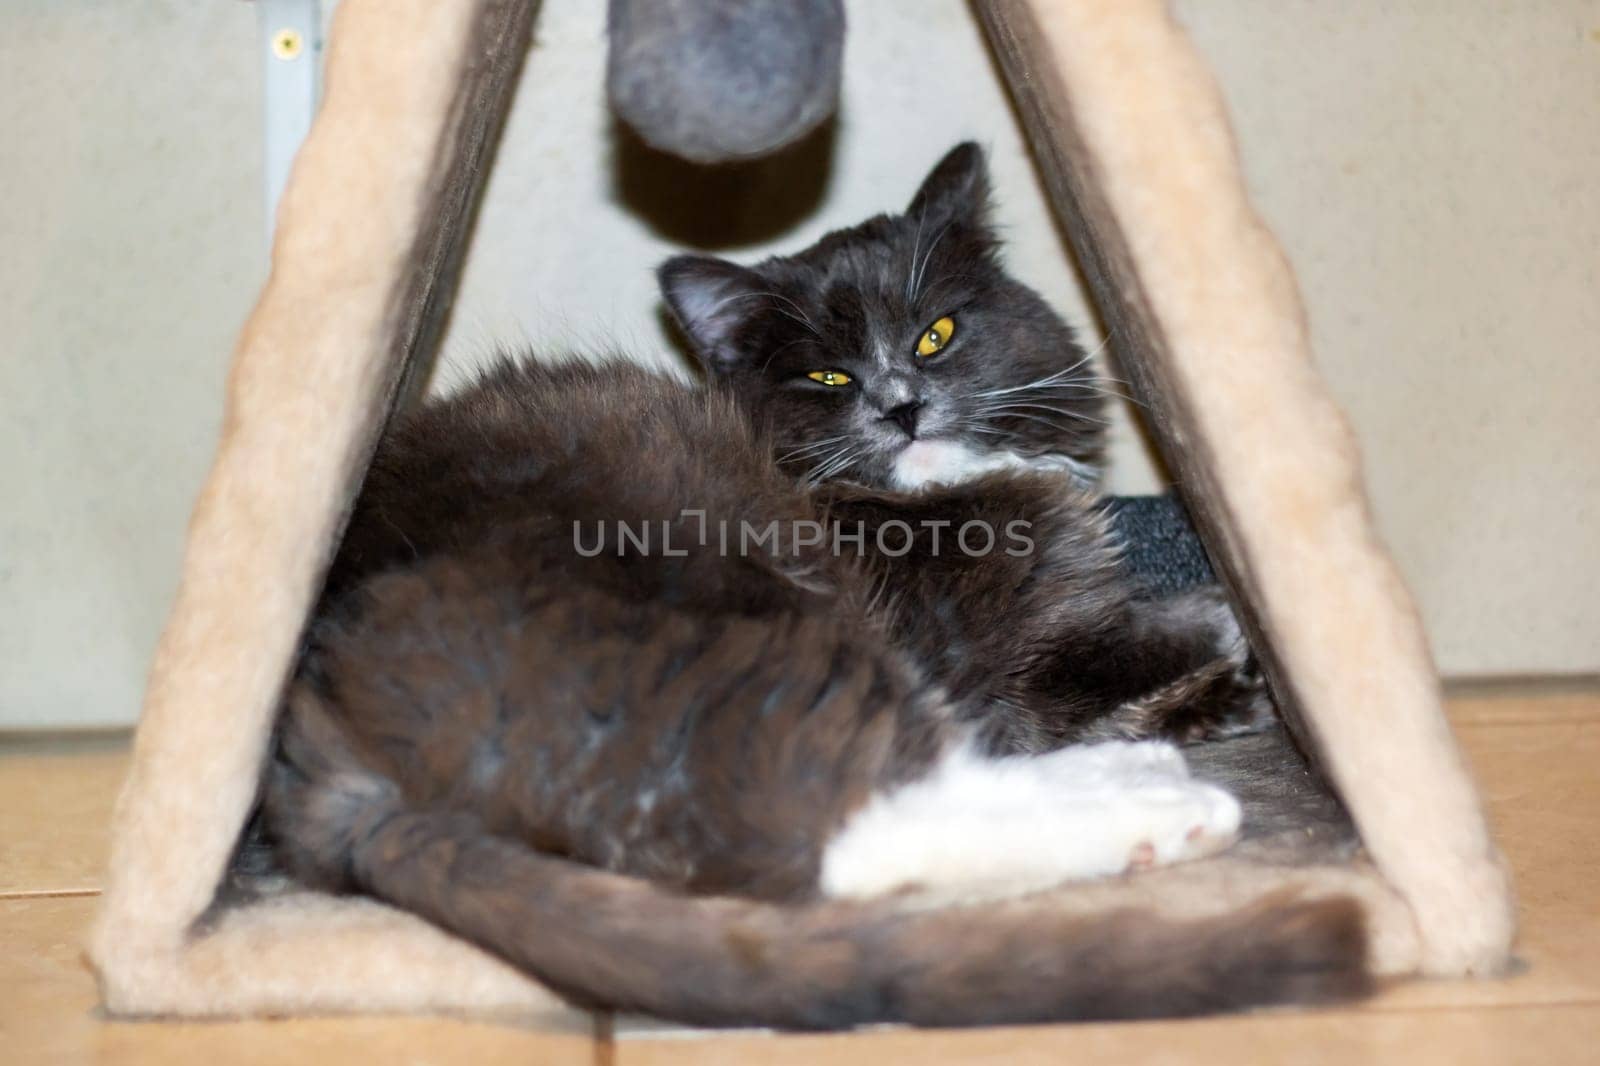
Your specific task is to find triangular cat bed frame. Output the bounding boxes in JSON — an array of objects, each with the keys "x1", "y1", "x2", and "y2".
[{"x1": 91, "y1": 0, "x2": 1514, "y2": 1022}]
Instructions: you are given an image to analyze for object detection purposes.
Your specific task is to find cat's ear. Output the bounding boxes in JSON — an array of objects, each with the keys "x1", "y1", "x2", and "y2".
[
  {"x1": 906, "y1": 142, "x2": 991, "y2": 226},
  {"x1": 658, "y1": 255, "x2": 767, "y2": 374}
]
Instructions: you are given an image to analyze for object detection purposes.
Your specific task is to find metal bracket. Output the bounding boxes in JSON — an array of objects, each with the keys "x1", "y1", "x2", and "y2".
[{"x1": 258, "y1": 0, "x2": 323, "y2": 240}]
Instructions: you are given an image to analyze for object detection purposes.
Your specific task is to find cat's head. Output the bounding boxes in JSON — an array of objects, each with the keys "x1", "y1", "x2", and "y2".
[{"x1": 658, "y1": 143, "x2": 1104, "y2": 492}]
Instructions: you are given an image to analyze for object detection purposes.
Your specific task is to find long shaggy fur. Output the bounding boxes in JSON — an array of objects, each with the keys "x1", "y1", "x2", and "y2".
[
  {"x1": 271, "y1": 724, "x2": 1368, "y2": 1029},
  {"x1": 263, "y1": 146, "x2": 1371, "y2": 1028}
]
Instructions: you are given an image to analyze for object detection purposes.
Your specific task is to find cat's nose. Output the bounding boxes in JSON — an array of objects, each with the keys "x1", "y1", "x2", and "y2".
[{"x1": 882, "y1": 400, "x2": 924, "y2": 438}]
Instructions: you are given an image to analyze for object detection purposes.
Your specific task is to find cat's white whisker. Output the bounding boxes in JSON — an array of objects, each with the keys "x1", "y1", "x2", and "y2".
[
  {"x1": 988, "y1": 411, "x2": 1087, "y2": 434},
  {"x1": 703, "y1": 291, "x2": 821, "y2": 336},
  {"x1": 778, "y1": 435, "x2": 850, "y2": 464},
  {"x1": 759, "y1": 336, "x2": 820, "y2": 372},
  {"x1": 910, "y1": 220, "x2": 956, "y2": 305},
  {"x1": 804, "y1": 442, "x2": 866, "y2": 485},
  {"x1": 822, "y1": 452, "x2": 867, "y2": 484},
  {"x1": 905, "y1": 206, "x2": 927, "y2": 303},
  {"x1": 968, "y1": 359, "x2": 1095, "y2": 401},
  {"x1": 950, "y1": 421, "x2": 1008, "y2": 438},
  {"x1": 918, "y1": 272, "x2": 988, "y2": 296},
  {"x1": 802, "y1": 448, "x2": 850, "y2": 481},
  {"x1": 971, "y1": 400, "x2": 1111, "y2": 429}
]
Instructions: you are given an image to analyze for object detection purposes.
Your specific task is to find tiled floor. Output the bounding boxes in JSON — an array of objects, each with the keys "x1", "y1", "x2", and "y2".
[{"x1": 2, "y1": 687, "x2": 1596, "y2": 1064}]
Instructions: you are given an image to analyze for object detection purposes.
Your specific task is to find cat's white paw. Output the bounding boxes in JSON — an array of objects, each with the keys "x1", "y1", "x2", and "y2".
[
  {"x1": 1118, "y1": 780, "x2": 1241, "y2": 871},
  {"x1": 819, "y1": 739, "x2": 1241, "y2": 901},
  {"x1": 1095, "y1": 739, "x2": 1192, "y2": 781},
  {"x1": 1025, "y1": 738, "x2": 1190, "y2": 785}
]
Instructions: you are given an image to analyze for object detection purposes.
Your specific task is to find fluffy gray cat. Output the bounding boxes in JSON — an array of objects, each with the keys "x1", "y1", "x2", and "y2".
[{"x1": 264, "y1": 145, "x2": 1366, "y2": 1030}]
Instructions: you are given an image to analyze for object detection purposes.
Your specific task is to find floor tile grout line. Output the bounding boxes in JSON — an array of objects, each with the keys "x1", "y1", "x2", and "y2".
[
  {"x1": 1454, "y1": 714, "x2": 1600, "y2": 723},
  {"x1": 602, "y1": 991, "x2": 1600, "y2": 1042},
  {"x1": 1353, "y1": 993, "x2": 1600, "y2": 1017},
  {"x1": 0, "y1": 888, "x2": 102, "y2": 900},
  {"x1": 608, "y1": 999, "x2": 1600, "y2": 1047},
  {"x1": 593, "y1": 1011, "x2": 616, "y2": 1066}
]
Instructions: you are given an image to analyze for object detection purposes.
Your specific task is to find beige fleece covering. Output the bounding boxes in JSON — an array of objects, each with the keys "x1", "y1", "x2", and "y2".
[
  {"x1": 89, "y1": 0, "x2": 568, "y2": 1020},
  {"x1": 90, "y1": 0, "x2": 1510, "y2": 1022}
]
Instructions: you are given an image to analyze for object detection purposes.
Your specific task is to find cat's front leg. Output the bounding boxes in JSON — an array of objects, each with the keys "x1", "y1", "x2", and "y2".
[
  {"x1": 1088, "y1": 586, "x2": 1276, "y2": 744},
  {"x1": 1017, "y1": 585, "x2": 1274, "y2": 749}
]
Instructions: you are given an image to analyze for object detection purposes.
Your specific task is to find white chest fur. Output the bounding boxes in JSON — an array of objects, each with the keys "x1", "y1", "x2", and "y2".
[{"x1": 891, "y1": 440, "x2": 1097, "y2": 492}]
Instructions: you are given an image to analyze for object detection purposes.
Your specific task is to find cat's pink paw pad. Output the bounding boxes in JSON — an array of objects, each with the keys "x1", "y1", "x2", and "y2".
[
  {"x1": 1165, "y1": 786, "x2": 1241, "y2": 861},
  {"x1": 1126, "y1": 782, "x2": 1241, "y2": 871}
]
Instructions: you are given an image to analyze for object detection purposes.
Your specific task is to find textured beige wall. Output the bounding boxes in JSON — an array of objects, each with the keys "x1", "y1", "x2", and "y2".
[
  {"x1": 2, "y1": 0, "x2": 1594, "y2": 727},
  {"x1": 1, "y1": 3, "x2": 264, "y2": 729},
  {"x1": 428, "y1": 0, "x2": 1117, "y2": 445}
]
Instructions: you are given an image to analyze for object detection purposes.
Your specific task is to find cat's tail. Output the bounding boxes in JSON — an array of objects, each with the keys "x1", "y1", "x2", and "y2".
[{"x1": 268, "y1": 727, "x2": 1369, "y2": 1029}]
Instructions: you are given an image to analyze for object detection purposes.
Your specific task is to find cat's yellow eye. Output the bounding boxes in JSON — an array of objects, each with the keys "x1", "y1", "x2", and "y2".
[
  {"x1": 806, "y1": 370, "x2": 853, "y2": 386},
  {"x1": 916, "y1": 315, "x2": 956, "y2": 357}
]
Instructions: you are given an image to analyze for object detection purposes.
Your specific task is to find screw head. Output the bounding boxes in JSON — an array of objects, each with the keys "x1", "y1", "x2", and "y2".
[{"x1": 271, "y1": 28, "x2": 303, "y2": 61}]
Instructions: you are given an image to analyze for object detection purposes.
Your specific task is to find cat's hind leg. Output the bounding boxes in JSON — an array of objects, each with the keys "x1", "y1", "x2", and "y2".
[{"x1": 819, "y1": 739, "x2": 1240, "y2": 902}]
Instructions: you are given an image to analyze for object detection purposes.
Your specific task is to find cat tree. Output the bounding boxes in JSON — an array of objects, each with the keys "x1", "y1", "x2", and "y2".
[{"x1": 90, "y1": 0, "x2": 1514, "y2": 1022}]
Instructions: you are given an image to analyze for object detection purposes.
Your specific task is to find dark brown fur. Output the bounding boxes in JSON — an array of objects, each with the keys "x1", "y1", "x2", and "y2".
[{"x1": 264, "y1": 147, "x2": 1366, "y2": 1029}]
